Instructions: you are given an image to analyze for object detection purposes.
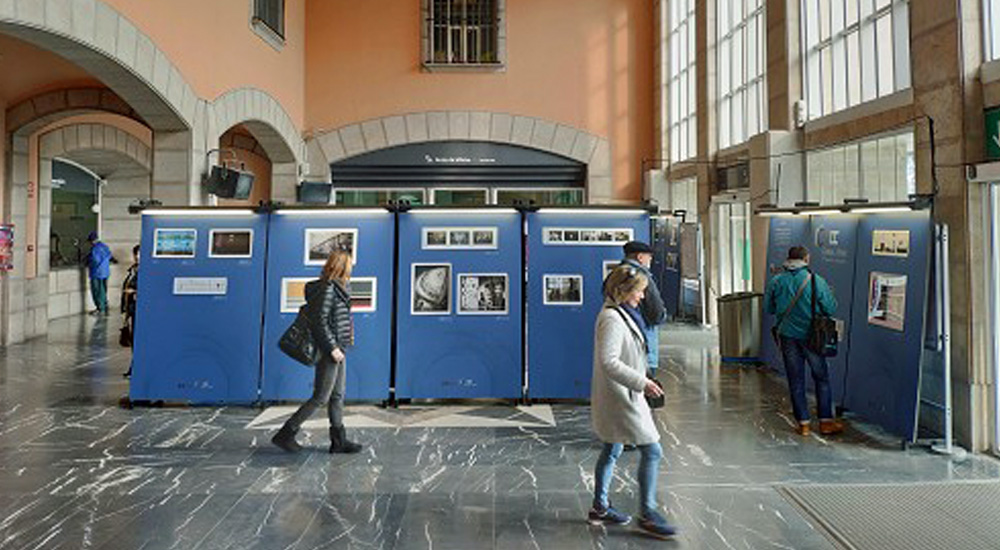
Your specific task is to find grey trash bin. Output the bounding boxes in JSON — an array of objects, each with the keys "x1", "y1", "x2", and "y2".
[{"x1": 717, "y1": 292, "x2": 763, "y2": 363}]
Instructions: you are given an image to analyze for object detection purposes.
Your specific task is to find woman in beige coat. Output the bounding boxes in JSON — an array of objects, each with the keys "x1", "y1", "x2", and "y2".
[{"x1": 587, "y1": 265, "x2": 675, "y2": 539}]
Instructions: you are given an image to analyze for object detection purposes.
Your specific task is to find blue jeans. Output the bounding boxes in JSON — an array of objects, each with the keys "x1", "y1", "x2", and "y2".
[
  {"x1": 778, "y1": 335, "x2": 833, "y2": 422},
  {"x1": 644, "y1": 326, "x2": 659, "y2": 373},
  {"x1": 593, "y1": 441, "x2": 663, "y2": 517}
]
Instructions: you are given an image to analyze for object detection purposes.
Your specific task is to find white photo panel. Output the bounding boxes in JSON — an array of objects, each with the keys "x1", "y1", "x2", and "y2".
[
  {"x1": 153, "y1": 228, "x2": 197, "y2": 258},
  {"x1": 304, "y1": 228, "x2": 358, "y2": 266},
  {"x1": 457, "y1": 273, "x2": 509, "y2": 315},
  {"x1": 543, "y1": 274, "x2": 584, "y2": 306},
  {"x1": 208, "y1": 229, "x2": 253, "y2": 258},
  {"x1": 411, "y1": 263, "x2": 451, "y2": 315}
]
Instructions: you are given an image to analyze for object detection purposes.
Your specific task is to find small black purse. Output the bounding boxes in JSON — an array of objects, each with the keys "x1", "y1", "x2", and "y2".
[
  {"x1": 645, "y1": 378, "x2": 665, "y2": 409},
  {"x1": 278, "y1": 306, "x2": 320, "y2": 367}
]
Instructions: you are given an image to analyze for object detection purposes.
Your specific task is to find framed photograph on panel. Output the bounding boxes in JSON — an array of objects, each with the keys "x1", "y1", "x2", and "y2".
[
  {"x1": 153, "y1": 228, "x2": 197, "y2": 258},
  {"x1": 304, "y1": 228, "x2": 357, "y2": 266},
  {"x1": 411, "y1": 263, "x2": 451, "y2": 314},
  {"x1": 422, "y1": 227, "x2": 498, "y2": 250},
  {"x1": 543, "y1": 227, "x2": 633, "y2": 246},
  {"x1": 602, "y1": 260, "x2": 619, "y2": 282},
  {"x1": 348, "y1": 277, "x2": 377, "y2": 313},
  {"x1": 457, "y1": 273, "x2": 508, "y2": 315},
  {"x1": 208, "y1": 229, "x2": 253, "y2": 258},
  {"x1": 543, "y1": 274, "x2": 583, "y2": 306},
  {"x1": 280, "y1": 277, "x2": 312, "y2": 313}
]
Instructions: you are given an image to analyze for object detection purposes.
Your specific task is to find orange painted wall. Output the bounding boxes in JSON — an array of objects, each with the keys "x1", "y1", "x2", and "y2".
[
  {"x1": 102, "y1": 0, "x2": 306, "y2": 128},
  {"x1": 305, "y1": 0, "x2": 655, "y2": 200}
]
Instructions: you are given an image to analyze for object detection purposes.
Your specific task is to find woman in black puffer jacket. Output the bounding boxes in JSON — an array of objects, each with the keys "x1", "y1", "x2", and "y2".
[{"x1": 272, "y1": 249, "x2": 362, "y2": 454}]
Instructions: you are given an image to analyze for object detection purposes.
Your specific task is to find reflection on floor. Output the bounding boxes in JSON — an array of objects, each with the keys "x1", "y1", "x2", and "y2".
[{"x1": 0, "y1": 316, "x2": 998, "y2": 549}]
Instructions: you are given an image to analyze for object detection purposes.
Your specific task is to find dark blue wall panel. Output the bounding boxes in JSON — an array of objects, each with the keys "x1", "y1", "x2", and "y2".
[
  {"x1": 845, "y1": 212, "x2": 932, "y2": 440},
  {"x1": 652, "y1": 217, "x2": 682, "y2": 318},
  {"x1": 130, "y1": 212, "x2": 268, "y2": 404},
  {"x1": 526, "y1": 211, "x2": 650, "y2": 399},
  {"x1": 760, "y1": 217, "x2": 811, "y2": 372},
  {"x1": 260, "y1": 210, "x2": 394, "y2": 402},
  {"x1": 395, "y1": 210, "x2": 523, "y2": 399}
]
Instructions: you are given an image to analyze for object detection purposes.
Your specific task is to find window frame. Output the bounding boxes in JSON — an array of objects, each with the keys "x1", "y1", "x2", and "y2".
[
  {"x1": 422, "y1": 0, "x2": 506, "y2": 71},
  {"x1": 716, "y1": 0, "x2": 768, "y2": 149},
  {"x1": 800, "y1": 0, "x2": 911, "y2": 121},
  {"x1": 251, "y1": 0, "x2": 285, "y2": 50},
  {"x1": 668, "y1": 0, "x2": 698, "y2": 163},
  {"x1": 804, "y1": 129, "x2": 915, "y2": 205}
]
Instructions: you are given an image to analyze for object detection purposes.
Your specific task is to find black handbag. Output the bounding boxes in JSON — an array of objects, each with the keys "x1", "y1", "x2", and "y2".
[
  {"x1": 118, "y1": 324, "x2": 132, "y2": 348},
  {"x1": 645, "y1": 378, "x2": 665, "y2": 409},
  {"x1": 807, "y1": 272, "x2": 839, "y2": 357},
  {"x1": 278, "y1": 307, "x2": 320, "y2": 366}
]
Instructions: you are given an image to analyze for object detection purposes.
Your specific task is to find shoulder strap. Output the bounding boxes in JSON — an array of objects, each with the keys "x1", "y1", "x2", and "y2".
[
  {"x1": 610, "y1": 306, "x2": 648, "y2": 352},
  {"x1": 776, "y1": 272, "x2": 812, "y2": 329}
]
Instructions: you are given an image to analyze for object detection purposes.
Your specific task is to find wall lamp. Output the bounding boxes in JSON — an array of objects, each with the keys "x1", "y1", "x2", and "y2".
[{"x1": 755, "y1": 195, "x2": 932, "y2": 218}]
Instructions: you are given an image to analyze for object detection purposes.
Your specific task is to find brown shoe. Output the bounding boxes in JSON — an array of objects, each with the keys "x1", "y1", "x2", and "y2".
[
  {"x1": 797, "y1": 422, "x2": 811, "y2": 436},
  {"x1": 819, "y1": 419, "x2": 844, "y2": 435}
]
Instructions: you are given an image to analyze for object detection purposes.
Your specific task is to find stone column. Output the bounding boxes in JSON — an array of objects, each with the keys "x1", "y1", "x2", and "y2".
[
  {"x1": 152, "y1": 130, "x2": 196, "y2": 207},
  {"x1": 910, "y1": 0, "x2": 987, "y2": 450}
]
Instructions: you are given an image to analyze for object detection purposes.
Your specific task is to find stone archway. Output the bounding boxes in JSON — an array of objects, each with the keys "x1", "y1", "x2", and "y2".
[
  {"x1": 39, "y1": 122, "x2": 152, "y2": 320},
  {"x1": 207, "y1": 88, "x2": 304, "y2": 205},
  {"x1": 304, "y1": 111, "x2": 612, "y2": 202}
]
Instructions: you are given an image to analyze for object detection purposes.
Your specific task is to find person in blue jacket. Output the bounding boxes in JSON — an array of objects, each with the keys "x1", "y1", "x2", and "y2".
[
  {"x1": 764, "y1": 246, "x2": 844, "y2": 436},
  {"x1": 84, "y1": 231, "x2": 116, "y2": 315}
]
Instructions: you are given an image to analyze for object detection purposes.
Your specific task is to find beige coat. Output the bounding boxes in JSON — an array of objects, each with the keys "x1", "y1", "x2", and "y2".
[{"x1": 590, "y1": 303, "x2": 660, "y2": 445}]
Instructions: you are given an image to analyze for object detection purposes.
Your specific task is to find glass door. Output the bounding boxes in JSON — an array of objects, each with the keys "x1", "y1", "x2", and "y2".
[
  {"x1": 988, "y1": 183, "x2": 1000, "y2": 456},
  {"x1": 713, "y1": 198, "x2": 752, "y2": 297}
]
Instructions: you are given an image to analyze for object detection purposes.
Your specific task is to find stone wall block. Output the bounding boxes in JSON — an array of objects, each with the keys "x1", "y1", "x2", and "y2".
[
  {"x1": 339, "y1": 124, "x2": 366, "y2": 157},
  {"x1": 510, "y1": 116, "x2": 535, "y2": 145},
  {"x1": 530, "y1": 120, "x2": 556, "y2": 150},
  {"x1": 70, "y1": 0, "x2": 95, "y2": 43},
  {"x1": 361, "y1": 120, "x2": 388, "y2": 150},
  {"x1": 589, "y1": 141, "x2": 611, "y2": 177},
  {"x1": 0, "y1": 0, "x2": 15, "y2": 19},
  {"x1": 551, "y1": 125, "x2": 577, "y2": 156},
  {"x1": 6, "y1": 101, "x2": 36, "y2": 131},
  {"x1": 317, "y1": 131, "x2": 347, "y2": 163},
  {"x1": 405, "y1": 113, "x2": 429, "y2": 142},
  {"x1": 44, "y1": 0, "x2": 72, "y2": 34},
  {"x1": 66, "y1": 88, "x2": 100, "y2": 108},
  {"x1": 62, "y1": 126, "x2": 79, "y2": 152},
  {"x1": 16, "y1": 0, "x2": 44, "y2": 27},
  {"x1": 448, "y1": 111, "x2": 470, "y2": 139},
  {"x1": 383, "y1": 116, "x2": 407, "y2": 146},
  {"x1": 490, "y1": 113, "x2": 513, "y2": 142},
  {"x1": 427, "y1": 111, "x2": 449, "y2": 140},
  {"x1": 470, "y1": 111, "x2": 491, "y2": 140},
  {"x1": 115, "y1": 14, "x2": 137, "y2": 67},
  {"x1": 93, "y1": 1, "x2": 118, "y2": 54},
  {"x1": 33, "y1": 91, "x2": 67, "y2": 117},
  {"x1": 152, "y1": 49, "x2": 170, "y2": 96}
]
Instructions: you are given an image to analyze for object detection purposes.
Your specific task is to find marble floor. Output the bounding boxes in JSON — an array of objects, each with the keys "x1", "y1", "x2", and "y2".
[{"x1": 1, "y1": 316, "x2": 998, "y2": 549}]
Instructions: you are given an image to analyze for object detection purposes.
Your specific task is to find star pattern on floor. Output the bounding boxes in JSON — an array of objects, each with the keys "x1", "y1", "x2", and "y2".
[{"x1": 245, "y1": 404, "x2": 557, "y2": 430}]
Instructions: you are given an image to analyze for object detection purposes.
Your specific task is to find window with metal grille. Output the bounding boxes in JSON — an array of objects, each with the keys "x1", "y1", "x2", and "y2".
[
  {"x1": 426, "y1": 0, "x2": 501, "y2": 65},
  {"x1": 717, "y1": 0, "x2": 767, "y2": 149},
  {"x1": 253, "y1": 0, "x2": 285, "y2": 41}
]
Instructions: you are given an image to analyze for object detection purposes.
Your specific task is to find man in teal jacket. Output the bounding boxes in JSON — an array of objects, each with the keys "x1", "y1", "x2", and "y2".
[{"x1": 764, "y1": 246, "x2": 844, "y2": 436}]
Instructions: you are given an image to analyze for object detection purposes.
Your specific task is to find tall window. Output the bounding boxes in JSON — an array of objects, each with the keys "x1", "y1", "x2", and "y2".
[
  {"x1": 670, "y1": 178, "x2": 699, "y2": 221},
  {"x1": 252, "y1": 0, "x2": 285, "y2": 40},
  {"x1": 801, "y1": 0, "x2": 911, "y2": 120},
  {"x1": 806, "y1": 130, "x2": 914, "y2": 204},
  {"x1": 717, "y1": 0, "x2": 767, "y2": 149},
  {"x1": 426, "y1": 0, "x2": 501, "y2": 65},
  {"x1": 668, "y1": 0, "x2": 697, "y2": 162},
  {"x1": 987, "y1": 0, "x2": 1000, "y2": 61}
]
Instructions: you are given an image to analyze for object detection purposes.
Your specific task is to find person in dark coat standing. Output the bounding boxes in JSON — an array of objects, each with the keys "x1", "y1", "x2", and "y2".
[
  {"x1": 617, "y1": 241, "x2": 667, "y2": 375},
  {"x1": 272, "y1": 249, "x2": 362, "y2": 454},
  {"x1": 121, "y1": 245, "x2": 140, "y2": 378},
  {"x1": 85, "y1": 231, "x2": 116, "y2": 315}
]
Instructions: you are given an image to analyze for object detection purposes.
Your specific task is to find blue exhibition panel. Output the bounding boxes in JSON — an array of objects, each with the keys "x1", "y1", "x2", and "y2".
[
  {"x1": 130, "y1": 212, "x2": 268, "y2": 404},
  {"x1": 260, "y1": 209, "x2": 394, "y2": 402},
  {"x1": 652, "y1": 217, "x2": 682, "y2": 318},
  {"x1": 760, "y1": 216, "x2": 810, "y2": 371},
  {"x1": 395, "y1": 210, "x2": 523, "y2": 399},
  {"x1": 526, "y1": 211, "x2": 651, "y2": 399},
  {"x1": 806, "y1": 214, "x2": 861, "y2": 405},
  {"x1": 844, "y1": 211, "x2": 932, "y2": 439}
]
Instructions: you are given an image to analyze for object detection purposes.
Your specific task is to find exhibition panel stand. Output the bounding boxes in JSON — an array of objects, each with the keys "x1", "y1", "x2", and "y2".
[
  {"x1": 394, "y1": 208, "x2": 523, "y2": 399},
  {"x1": 131, "y1": 208, "x2": 268, "y2": 404},
  {"x1": 844, "y1": 211, "x2": 933, "y2": 441},
  {"x1": 651, "y1": 215, "x2": 683, "y2": 319},
  {"x1": 760, "y1": 207, "x2": 934, "y2": 441},
  {"x1": 525, "y1": 208, "x2": 651, "y2": 399},
  {"x1": 260, "y1": 207, "x2": 395, "y2": 402},
  {"x1": 678, "y1": 222, "x2": 704, "y2": 322}
]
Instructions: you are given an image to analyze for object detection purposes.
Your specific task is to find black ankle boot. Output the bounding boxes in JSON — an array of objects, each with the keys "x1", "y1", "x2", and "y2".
[
  {"x1": 271, "y1": 425, "x2": 302, "y2": 453},
  {"x1": 329, "y1": 426, "x2": 362, "y2": 454}
]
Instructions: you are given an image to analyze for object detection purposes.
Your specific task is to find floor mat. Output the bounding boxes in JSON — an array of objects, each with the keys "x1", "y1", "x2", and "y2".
[{"x1": 778, "y1": 482, "x2": 1000, "y2": 550}]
